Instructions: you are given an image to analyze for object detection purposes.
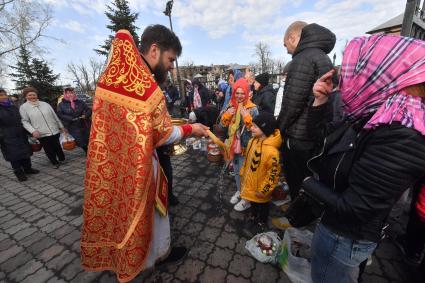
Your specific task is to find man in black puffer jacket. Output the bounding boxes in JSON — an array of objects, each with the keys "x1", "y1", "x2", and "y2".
[
  {"x1": 277, "y1": 21, "x2": 336, "y2": 200},
  {"x1": 252, "y1": 73, "x2": 276, "y2": 114}
]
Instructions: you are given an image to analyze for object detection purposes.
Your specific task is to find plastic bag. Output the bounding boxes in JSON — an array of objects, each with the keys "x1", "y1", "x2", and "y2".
[
  {"x1": 277, "y1": 228, "x2": 313, "y2": 283},
  {"x1": 245, "y1": 232, "x2": 281, "y2": 263},
  {"x1": 60, "y1": 133, "x2": 76, "y2": 150},
  {"x1": 59, "y1": 132, "x2": 74, "y2": 143}
]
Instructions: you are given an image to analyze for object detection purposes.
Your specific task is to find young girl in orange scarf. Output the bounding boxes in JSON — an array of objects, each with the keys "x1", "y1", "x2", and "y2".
[{"x1": 220, "y1": 78, "x2": 258, "y2": 211}]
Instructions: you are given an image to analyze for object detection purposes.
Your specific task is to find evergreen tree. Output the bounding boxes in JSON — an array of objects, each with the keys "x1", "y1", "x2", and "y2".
[
  {"x1": 28, "y1": 58, "x2": 61, "y2": 102},
  {"x1": 95, "y1": 0, "x2": 140, "y2": 56},
  {"x1": 9, "y1": 45, "x2": 33, "y2": 91},
  {"x1": 9, "y1": 45, "x2": 61, "y2": 103}
]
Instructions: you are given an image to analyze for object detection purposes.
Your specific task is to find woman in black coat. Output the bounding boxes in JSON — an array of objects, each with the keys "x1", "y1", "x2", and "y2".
[
  {"x1": 57, "y1": 88, "x2": 92, "y2": 153},
  {"x1": 0, "y1": 89, "x2": 39, "y2": 181},
  {"x1": 300, "y1": 35, "x2": 425, "y2": 283}
]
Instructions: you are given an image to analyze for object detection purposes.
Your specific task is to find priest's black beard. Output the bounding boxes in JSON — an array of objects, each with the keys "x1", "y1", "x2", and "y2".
[{"x1": 153, "y1": 60, "x2": 168, "y2": 85}]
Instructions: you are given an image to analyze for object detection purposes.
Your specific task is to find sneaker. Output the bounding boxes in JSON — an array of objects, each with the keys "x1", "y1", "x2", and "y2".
[
  {"x1": 53, "y1": 164, "x2": 60, "y2": 169},
  {"x1": 234, "y1": 199, "x2": 251, "y2": 211},
  {"x1": 156, "y1": 247, "x2": 188, "y2": 267},
  {"x1": 272, "y1": 216, "x2": 292, "y2": 230},
  {"x1": 24, "y1": 168, "x2": 40, "y2": 174},
  {"x1": 230, "y1": 191, "x2": 240, "y2": 204}
]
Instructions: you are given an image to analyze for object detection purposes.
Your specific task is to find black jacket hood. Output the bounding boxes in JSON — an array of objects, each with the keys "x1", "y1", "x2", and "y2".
[{"x1": 293, "y1": 23, "x2": 336, "y2": 56}]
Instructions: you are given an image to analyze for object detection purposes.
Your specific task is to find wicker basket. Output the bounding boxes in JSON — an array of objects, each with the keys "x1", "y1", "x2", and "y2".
[
  {"x1": 207, "y1": 153, "x2": 223, "y2": 163},
  {"x1": 62, "y1": 140, "x2": 76, "y2": 151},
  {"x1": 31, "y1": 143, "x2": 42, "y2": 152}
]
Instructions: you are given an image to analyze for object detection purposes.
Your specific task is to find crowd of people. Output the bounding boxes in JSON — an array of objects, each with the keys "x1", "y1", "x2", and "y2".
[
  {"x1": 156, "y1": 21, "x2": 425, "y2": 283},
  {"x1": 0, "y1": 86, "x2": 91, "y2": 180},
  {"x1": 1, "y1": 19, "x2": 424, "y2": 283}
]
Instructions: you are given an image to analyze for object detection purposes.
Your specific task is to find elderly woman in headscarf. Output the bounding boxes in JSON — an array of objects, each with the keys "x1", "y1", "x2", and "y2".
[
  {"x1": 220, "y1": 78, "x2": 259, "y2": 211},
  {"x1": 300, "y1": 35, "x2": 425, "y2": 282},
  {"x1": 0, "y1": 88, "x2": 39, "y2": 181},
  {"x1": 57, "y1": 87, "x2": 92, "y2": 153}
]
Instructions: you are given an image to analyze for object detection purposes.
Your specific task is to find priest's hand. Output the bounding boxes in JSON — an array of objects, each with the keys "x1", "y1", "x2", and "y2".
[{"x1": 191, "y1": 123, "x2": 209, "y2": 137}]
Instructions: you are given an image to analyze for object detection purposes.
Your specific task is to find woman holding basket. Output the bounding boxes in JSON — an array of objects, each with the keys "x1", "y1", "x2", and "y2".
[
  {"x1": 20, "y1": 87, "x2": 66, "y2": 168},
  {"x1": 57, "y1": 87, "x2": 92, "y2": 154}
]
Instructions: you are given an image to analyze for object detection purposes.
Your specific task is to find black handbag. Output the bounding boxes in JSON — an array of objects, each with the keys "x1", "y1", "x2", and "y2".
[{"x1": 284, "y1": 189, "x2": 324, "y2": 228}]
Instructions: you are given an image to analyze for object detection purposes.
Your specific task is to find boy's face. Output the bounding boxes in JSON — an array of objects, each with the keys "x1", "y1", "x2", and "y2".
[{"x1": 251, "y1": 123, "x2": 265, "y2": 138}]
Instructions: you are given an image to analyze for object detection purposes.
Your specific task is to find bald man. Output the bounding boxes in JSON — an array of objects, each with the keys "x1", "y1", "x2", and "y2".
[{"x1": 277, "y1": 22, "x2": 336, "y2": 205}]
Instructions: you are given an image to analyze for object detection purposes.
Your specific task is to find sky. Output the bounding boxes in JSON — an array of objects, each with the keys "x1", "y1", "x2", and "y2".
[{"x1": 5, "y1": 0, "x2": 407, "y2": 88}]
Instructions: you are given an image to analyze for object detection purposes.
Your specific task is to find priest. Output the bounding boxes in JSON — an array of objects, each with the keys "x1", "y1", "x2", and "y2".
[{"x1": 80, "y1": 25, "x2": 208, "y2": 282}]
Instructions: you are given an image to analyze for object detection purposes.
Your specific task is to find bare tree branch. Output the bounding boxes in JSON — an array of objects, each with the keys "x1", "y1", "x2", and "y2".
[
  {"x1": 0, "y1": 0, "x2": 15, "y2": 13},
  {"x1": 67, "y1": 59, "x2": 105, "y2": 95},
  {"x1": 0, "y1": 0, "x2": 52, "y2": 57},
  {"x1": 254, "y1": 42, "x2": 272, "y2": 73}
]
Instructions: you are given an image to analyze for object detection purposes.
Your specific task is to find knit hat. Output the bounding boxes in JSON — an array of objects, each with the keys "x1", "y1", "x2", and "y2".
[
  {"x1": 253, "y1": 112, "x2": 277, "y2": 137},
  {"x1": 255, "y1": 73, "x2": 269, "y2": 87}
]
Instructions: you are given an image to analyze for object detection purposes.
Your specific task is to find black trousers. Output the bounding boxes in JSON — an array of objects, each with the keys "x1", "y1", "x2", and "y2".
[
  {"x1": 251, "y1": 202, "x2": 269, "y2": 224},
  {"x1": 38, "y1": 134, "x2": 65, "y2": 165},
  {"x1": 282, "y1": 138, "x2": 314, "y2": 200},
  {"x1": 10, "y1": 158, "x2": 31, "y2": 172},
  {"x1": 157, "y1": 146, "x2": 173, "y2": 196}
]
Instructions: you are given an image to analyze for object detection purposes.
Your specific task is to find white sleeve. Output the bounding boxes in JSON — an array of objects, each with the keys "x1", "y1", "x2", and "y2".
[
  {"x1": 162, "y1": 126, "x2": 183, "y2": 145},
  {"x1": 19, "y1": 106, "x2": 35, "y2": 134}
]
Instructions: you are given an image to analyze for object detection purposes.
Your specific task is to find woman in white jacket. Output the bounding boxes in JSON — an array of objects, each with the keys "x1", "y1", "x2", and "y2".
[{"x1": 20, "y1": 87, "x2": 66, "y2": 168}]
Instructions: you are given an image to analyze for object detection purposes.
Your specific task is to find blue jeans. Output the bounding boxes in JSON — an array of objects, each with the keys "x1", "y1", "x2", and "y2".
[
  {"x1": 232, "y1": 154, "x2": 245, "y2": 193},
  {"x1": 311, "y1": 224, "x2": 377, "y2": 283}
]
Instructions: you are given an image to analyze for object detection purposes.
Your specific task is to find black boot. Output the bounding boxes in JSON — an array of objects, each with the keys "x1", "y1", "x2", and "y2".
[
  {"x1": 169, "y1": 193, "x2": 179, "y2": 206},
  {"x1": 156, "y1": 247, "x2": 188, "y2": 267},
  {"x1": 14, "y1": 170, "x2": 28, "y2": 182},
  {"x1": 24, "y1": 168, "x2": 40, "y2": 174}
]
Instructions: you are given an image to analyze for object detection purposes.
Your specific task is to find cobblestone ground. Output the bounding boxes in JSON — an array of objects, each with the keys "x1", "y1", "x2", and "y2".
[{"x1": 0, "y1": 148, "x2": 423, "y2": 282}]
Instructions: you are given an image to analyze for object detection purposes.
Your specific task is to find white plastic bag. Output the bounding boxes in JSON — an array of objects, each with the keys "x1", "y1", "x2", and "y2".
[
  {"x1": 245, "y1": 231, "x2": 281, "y2": 263},
  {"x1": 59, "y1": 133, "x2": 74, "y2": 144},
  {"x1": 277, "y1": 228, "x2": 313, "y2": 283}
]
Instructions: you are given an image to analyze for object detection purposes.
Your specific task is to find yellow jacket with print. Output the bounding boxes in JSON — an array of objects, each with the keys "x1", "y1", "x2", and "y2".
[{"x1": 240, "y1": 129, "x2": 282, "y2": 203}]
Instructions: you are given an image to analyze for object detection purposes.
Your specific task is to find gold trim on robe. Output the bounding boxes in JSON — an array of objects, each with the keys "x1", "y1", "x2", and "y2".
[{"x1": 80, "y1": 29, "x2": 171, "y2": 283}]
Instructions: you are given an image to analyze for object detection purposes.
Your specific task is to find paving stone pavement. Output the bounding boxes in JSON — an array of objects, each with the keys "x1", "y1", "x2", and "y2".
[{"x1": 0, "y1": 148, "x2": 423, "y2": 282}]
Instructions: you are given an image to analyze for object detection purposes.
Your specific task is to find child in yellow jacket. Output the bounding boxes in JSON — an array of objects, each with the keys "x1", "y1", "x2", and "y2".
[{"x1": 236, "y1": 112, "x2": 282, "y2": 229}]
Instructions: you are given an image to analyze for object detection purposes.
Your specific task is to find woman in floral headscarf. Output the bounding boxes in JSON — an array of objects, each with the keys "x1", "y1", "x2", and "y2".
[
  {"x1": 57, "y1": 87, "x2": 92, "y2": 153},
  {"x1": 220, "y1": 78, "x2": 258, "y2": 211},
  {"x1": 301, "y1": 35, "x2": 425, "y2": 282}
]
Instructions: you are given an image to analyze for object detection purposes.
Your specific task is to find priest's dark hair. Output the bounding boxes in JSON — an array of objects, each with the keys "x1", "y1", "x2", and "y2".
[{"x1": 139, "y1": 24, "x2": 182, "y2": 56}]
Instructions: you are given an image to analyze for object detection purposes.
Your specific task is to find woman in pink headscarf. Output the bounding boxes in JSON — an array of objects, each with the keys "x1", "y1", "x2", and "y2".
[
  {"x1": 300, "y1": 34, "x2": 425, "y2": 282},
  {"x1": 57, "y1": 87, "x2": 92, "y2": 153}
]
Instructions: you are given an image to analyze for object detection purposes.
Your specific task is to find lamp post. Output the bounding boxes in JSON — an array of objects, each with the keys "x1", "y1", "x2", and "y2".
[{"x1": 164, "y1": 0, "x2": 184, "y2": 109}]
